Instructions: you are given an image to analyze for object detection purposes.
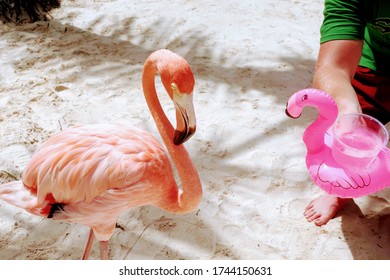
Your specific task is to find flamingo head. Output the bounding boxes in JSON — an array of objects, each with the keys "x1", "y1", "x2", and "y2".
[
  {"x1": 285, "y1": 88, "x2": 338, "y2": 119},
  {"x1": 286, "y1": 88, "x2": 339, "y2": 153},
  {"x1": 158, "y1": 51, "x2": 196, "y2": 145}
]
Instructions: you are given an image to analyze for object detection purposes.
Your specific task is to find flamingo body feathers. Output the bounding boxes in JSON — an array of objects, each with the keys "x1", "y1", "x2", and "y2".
[{"x1": 22, "y1": 124, "x2": 172, "y2": 206}]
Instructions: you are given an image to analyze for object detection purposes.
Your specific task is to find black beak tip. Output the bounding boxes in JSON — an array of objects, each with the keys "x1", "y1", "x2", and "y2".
[
  {"x1": 285, "y1": 108, "x2": 300, "y2": 119},
  {"x1": 173, "y1": 127, "x2": 196, "y2": 145}
]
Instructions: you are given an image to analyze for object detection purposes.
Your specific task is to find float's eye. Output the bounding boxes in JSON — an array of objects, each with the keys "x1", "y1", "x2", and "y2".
[{"x1": 301, "y1": 94, "x2": 308, "y2": 101}]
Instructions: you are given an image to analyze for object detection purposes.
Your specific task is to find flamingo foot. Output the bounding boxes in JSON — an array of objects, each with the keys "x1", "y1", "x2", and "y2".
[
  {"x1": 304, "y1": 195, "x2": 350, "y2": 226},
  {"x1": 99, "y1": 241, "x2": 109, "y2": 260},
  {"x1": 82, "y1": 229, "x2": 95, "y2": 260}
]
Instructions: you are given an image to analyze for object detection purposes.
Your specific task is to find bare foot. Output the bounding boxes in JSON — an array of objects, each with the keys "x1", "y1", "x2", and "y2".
[{"x1": 304, "y1": 195, "x2": 350, "y2": 226}]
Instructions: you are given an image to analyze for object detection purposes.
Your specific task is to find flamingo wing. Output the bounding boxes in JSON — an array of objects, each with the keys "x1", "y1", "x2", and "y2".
[
  {"x1": 316, "y1": 162, "x2": 371, "y2": 190},
  {"x1": 22, "y1": 124, "x2": 172, "y2": 206}
]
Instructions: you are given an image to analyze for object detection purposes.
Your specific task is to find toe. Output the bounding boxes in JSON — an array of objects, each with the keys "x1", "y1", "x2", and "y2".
[
  {"x1": 303, "y1": 207, "x2": 315, "y2": 217},
  {"x1": 306, "y1": 212, "x2": 320, "y2": 222},
  {"x1": 304, "y1": 202, "x2": 314, "y2": 211},
  {"x1": 314, "y1": 218, "x2": 326, "y2": 226},
  {"x1": 314, "y1": 215, "x2": 331, "y2": 226}
]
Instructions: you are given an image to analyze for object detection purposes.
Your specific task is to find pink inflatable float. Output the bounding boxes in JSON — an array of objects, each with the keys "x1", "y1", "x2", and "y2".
[{"x1": 286, "y1": 88, "x2": 390, "y2": 198}]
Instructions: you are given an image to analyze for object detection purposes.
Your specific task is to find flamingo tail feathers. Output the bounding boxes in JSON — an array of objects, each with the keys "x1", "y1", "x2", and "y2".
[{"x1": 0, "y1": 181, "x2": 51, "y2": 217}]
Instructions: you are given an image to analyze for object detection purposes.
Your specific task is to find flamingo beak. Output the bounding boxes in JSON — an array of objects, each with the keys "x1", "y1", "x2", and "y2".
[
  {"x1": 285, "y1": 95, "x2": 303, "y2": 119},
  {"x1": 285, "y1": 107, "x2": 301, "y2": 119},
  {"x1": 171, "y1": 83, "x2": 196, "y2": 145}
]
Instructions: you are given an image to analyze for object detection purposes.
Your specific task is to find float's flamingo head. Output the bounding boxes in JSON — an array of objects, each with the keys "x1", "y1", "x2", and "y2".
[
  {"x1": 285, "y1": 88, "x2": 338, "y2": 119},
  {"x1": 157, "y1": 50, "x2": 196, "y2": 145}
]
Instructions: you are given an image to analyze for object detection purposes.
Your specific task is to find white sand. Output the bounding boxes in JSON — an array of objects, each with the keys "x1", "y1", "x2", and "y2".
[{"x1": 0, "y1": 0, "x2": 389, "y2": 260}]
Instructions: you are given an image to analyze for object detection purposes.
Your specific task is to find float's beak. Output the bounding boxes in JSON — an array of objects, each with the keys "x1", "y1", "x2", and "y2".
[
  {"x1": 172, "y1": 83, "x2": 196, "y2": 145},
  {"x1": 285, "y1": 106, "x2": 300, "y2": 119},
  {"x1": 285, "y1": 94, "x2": 303, "y2": 119}
]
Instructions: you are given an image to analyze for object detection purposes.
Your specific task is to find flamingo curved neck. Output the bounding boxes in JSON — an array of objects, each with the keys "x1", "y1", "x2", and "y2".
[
  {"x1": 304, "y1": 114, "x2": 334, "y2": 152},
  {"x1": 142, "y1": 58, "x2": 202, "y2": 213},
  {"x1": 302, "y1": 95, "x2": 338, "y2": 153}
]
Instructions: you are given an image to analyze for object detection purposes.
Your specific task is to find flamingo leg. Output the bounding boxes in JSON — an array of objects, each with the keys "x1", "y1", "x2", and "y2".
[
  {"x1": 99, "y1": 241, "x2": 109, "y2": 260},
  {"x1": 82, "y1": 229, "x2": 95, "y2": 260}
]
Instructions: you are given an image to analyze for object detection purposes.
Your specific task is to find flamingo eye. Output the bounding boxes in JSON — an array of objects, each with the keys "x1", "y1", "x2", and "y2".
[{"x1": 301, "y1": 94, "x2": 308, "y2": 101}]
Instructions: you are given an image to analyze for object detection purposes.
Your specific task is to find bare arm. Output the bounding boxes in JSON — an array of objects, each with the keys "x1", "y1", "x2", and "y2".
[{"x1": 312, "y1": 39, "x2": 364, "y2": 115}]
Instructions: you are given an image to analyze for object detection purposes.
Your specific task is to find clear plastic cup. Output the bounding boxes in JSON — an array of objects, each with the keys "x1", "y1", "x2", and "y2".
[{"x1": 331, "y1": 113, "x2": 389, "y2": 171}]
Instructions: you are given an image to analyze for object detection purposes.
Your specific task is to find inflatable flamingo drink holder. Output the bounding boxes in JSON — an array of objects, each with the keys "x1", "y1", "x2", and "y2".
[{"x1": 286, "y1": 88, "x2": 390, "y2": 198}]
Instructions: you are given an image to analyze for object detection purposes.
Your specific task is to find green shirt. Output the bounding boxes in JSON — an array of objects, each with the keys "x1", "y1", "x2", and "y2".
[{"x1": 320, "y1": 0, "x2": 390, "y2": 73}]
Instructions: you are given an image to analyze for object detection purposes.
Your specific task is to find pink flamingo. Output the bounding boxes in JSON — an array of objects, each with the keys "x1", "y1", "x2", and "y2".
[
  {"x1": 0, "y1": 49, "x2": 202, "y2": 260},
  {"x1": 286, "y1": 88, "x2": 390, "y2": 198}
]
